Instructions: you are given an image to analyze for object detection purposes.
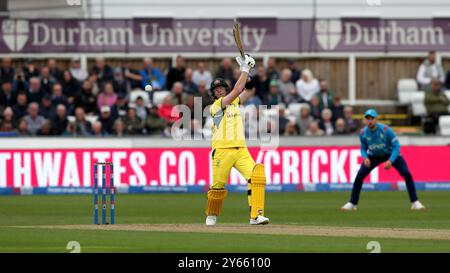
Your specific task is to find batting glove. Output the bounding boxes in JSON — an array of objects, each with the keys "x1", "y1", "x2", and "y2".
[{"x1": 235, "y1": 54, "x2": 255, "y2": 73}]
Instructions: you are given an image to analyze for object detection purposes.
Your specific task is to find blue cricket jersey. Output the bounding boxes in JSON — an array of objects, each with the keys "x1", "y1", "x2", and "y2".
[{"x1": 359, "y1": 123, "x2": 400, "y2": 162}]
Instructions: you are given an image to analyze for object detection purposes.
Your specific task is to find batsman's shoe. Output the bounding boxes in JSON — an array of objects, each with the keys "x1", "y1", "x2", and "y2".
[
  {"x1": 249, "y1": 215, "x2": 269, "y2": 225},
  {"x1": 205, "y1": 215, "x2": 217, "y2": 226},
  {"x1": 411, "y1": 201, "x2": 426, "y2": 210},
  {"x1": 341, "y1": 202, "x2": 357, "y2": 211}
]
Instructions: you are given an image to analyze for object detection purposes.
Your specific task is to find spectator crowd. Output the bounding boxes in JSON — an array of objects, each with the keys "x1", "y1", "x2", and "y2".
[{"x1": 0, "y1": 55, "x2": 365, "y2": 137}]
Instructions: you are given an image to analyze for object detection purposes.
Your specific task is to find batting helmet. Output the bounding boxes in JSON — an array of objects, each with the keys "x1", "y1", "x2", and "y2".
[{"x1": 209, "y1": 78, "x2": 230, "y2": 98}]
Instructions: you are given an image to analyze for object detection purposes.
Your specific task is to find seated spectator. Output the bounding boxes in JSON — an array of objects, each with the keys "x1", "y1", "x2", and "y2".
[
  {"x1": 169, "y1": 82, "x2": 188, "y2": 105},
  {"x1": 40, "y1": 66, "x2": 56, "y2": 94},
  {"x1": 166, "y1": 55, "x2": 185, "y2": 90},
  {"x1": 48, "y1": 59, "x2": 63, "y2": 82},
  {"x1": 446, "y1": 69, "x2": 450, "y2": 90},
  {"x1": 297, "y1": 106, "x2": 314, "y2": 135},
  {"x1": 182, "y1": 68, "x2": 198, "y2": 95},
  {"x1": 140, "y1": 57, "x2": 165, "y2": 90},
  {"x1": 243, "y1": 87, "x2": 262, "y2": 107},
  {"x1": 197, "y1": 80, "x2": 213, "y2": 110},
  {"x1": 278, "y1": 106, "x2": 290, "y2": 135},
  {"x1": 69, "y1": 57, "x2": 88, "y2": 82},
  {"x1": 190, "y1": 118, "x2": 203, "y2": 139},
  {"x1": 0, "y1": 57, "x2": 15, "y2": 83},
  {"x1": 287, "y1": 59, "x2": 301, "y2": 84},
  {"x1": 319, "y1": 108, "x2": 334, "y2": 136},
  {"x1": 23, "y1": 102, "x2": 46, "y2": 135},
  {"x1": 284, "y1": 121, "x2": 300, "y2": 136},
  {"x1": 121, "y1": 60, "x2": 142, "y2": 90},
  {"x1": 12, "y1": 92, "x2": 28, "y2": 119},
  {"x1": 309, "y1": 96, "x2": 322, "y2": 120},
  {"x1": 113, "y1": 67, "x2": 128, "y2": 97},
  {"x1": 134, "y1": 96, "x2": 148, "y2": 121},
  {"x1": 331, "y1": 96, "x2": 344, "y2": 122},
  {"x1": 23, "y1": 59, "x2": 40, "y2": 81},
  {"x1": 17, "y1": 118, "x2": 30, "y2": 136},
  {"x1": 296, "y1": 69, "x2": 319, "y2": 102},
  {"x1": 334, "y1": 118, "x2": 348, "y2": 135},
  {"x1": 343, "y1": 106, "x2": 360, "y2": 134},
  {"x1": 266, "y1": 80, "x2": 284, "y2": 108},
  {"x1": 88, "y1": 73, "x2": 101, "y2": 96},
  {"x1": 0, "y1": 81, "x2": 16, "y2": 107},
  {"x1": 114, "y1": 93, "x2": 129, "y2": 117},
  {"x1": 97, "y1": 82, "x2": 118, "y2": 112},
  {"x1": 37, "y1": 120, "x2": 52, "y2": 136},
  {"x1": 27, "y1": 77, "x2": 45, "y2": 104},
  {"x1": 123, "y1": 107, "x2": 143, "y2": 135},
  {"x1": 39, "y1": 95, "x2": 55, "y2": 119},
  {"x1": 317, "y1": 79, "x2": 333, "y2": 109},
  {"x1": 215, "y1": 58, "x2": 234, "y2": 83},
  {"x1": 417, "y1": 51, "x2": 445, "y2": 91},
  {"x1": 159, "y1": 96, "x2": 176, "y2": 123},
  {"x1": 0, "y1": 107, "x2": 17, "y2": 132},
  {"x1": 305, "y1": 120, "x2": 324, "y2": 136},
  {"x1": 424, "y1": 78, "x2": 450, "y2": 134},
  {"x1": 254, "y1": 65, "x2": 270, "y2": 101},
  {"x1": 74, "y1": 107, "x2": 92, "y2": 136},
  {"x1": 14, "y1": 70, "x2": 28, "y2": 93},
  {"x1": 145, "y1": 105, "x2": 167, "y2": 136},
  {"x1": 51, "y1": 83, "x2": 69, "y2": 109},
  {"x1": 91, "y1": 57, "x2": 114, "y2": 86},
  {"x1": 63, "y1": 122, "x2": 76, "y2": 136},
  {"x1": 74, "y1": 80, "x2": 97, "y2": 115},
  {"x1": 231, "y1": 67, "x2": 240, "y2": 87},
  {"x1": 113, "y1": 118, "x2": 126, "y2": 136},
  {"x1": 192, "y1": 61, "x2": 212, "y2": 87},
  {"x1": 185, "y1": 95, "x2": 197, "y2": 119},
  {"x1": 91, "y1": 121, "x2": 106, "y2": 137},
  {"x1": 99, "y1": 106, "x2": 116, "y2": 134},
  {"x1": 50, "y1": 104, "x2": 68, "y2": 135},
  {"x1": 278, "y1": 68, "x2": 298, "y2": 104},
  {"x1": 266, "y1": 57, "x2": 280, "y2": 80},
  {"x1": 61, "y1": 70, "x2": 80, "y2": 103}
]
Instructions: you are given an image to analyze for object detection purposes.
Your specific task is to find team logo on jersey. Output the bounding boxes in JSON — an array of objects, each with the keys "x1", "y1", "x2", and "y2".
[
  {"x1": 315, "y1": 19, "x2": 342, "y2": 51},
  {"x1": 1, "y1": 19, "x2": 29, "y2": 52}
]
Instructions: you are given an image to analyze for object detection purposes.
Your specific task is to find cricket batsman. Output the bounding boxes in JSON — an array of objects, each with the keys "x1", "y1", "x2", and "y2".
[
  {"x1": 204, "y1": 54, "x2": 270, "y2": 226},
  {"x1": 341, "y1": 109, "x2": 426, "y2": 211}
]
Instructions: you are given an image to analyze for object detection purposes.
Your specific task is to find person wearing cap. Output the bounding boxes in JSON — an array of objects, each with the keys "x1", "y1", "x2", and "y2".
[
  {"x1": 205, "y1": 55, "x2": 270, "y2": 227},
  {"x1": 99, "y1": 105, "x2": 116, "y2": 135},
  {"x1": 265, "y1": 79, "x2": 284, "y2": 108},
  {"x1": 69, "y1": 57, "x2": 88, "y2": 82},
  {"x1": 341, "y1": 109, "x2": 426, "y2": 211}
]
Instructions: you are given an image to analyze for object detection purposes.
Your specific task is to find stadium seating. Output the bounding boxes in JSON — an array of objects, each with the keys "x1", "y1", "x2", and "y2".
[
  {"x1": 287, "y1": 103, "x2": 309, "y2": 122},
  {"x1": 411, "y1": 92, "x2": 427, "y2": 116},
  {"x1": 152, "y1": 90, "x2": 172, "y2": 106},
  {"x1": 439, "y1": 116, "x2": 450, "y2": 136},
  {"x1": 129, "y1": 89, "x2": 151, "y2": 106},
  {"x1": 397, "y1": 78, "x2": 419, "y2": 105}
]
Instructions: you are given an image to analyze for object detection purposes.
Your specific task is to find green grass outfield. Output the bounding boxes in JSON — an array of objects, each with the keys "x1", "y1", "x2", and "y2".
[{"x1": 1, "y1": 191, "x2": 450, "y2": 253}]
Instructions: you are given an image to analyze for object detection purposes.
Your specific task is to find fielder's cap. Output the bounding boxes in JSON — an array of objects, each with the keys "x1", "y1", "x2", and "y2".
[
  {"x1": 101, "y1": 105, "x2": 111, "y2": 113},
  {"x1": 364, "y1": 109, "x2": 378, "y2": 118}
]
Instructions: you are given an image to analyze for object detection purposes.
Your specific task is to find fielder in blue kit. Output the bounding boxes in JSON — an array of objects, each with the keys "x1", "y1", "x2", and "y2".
[{"x1": 341, "y1": 109, "x2": 426, "y2": 211}]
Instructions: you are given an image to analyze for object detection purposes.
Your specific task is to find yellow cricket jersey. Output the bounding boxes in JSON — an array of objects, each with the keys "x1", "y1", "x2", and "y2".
[{"x1": 210, "y1": 97, "x2": 246, "y2": 149}]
